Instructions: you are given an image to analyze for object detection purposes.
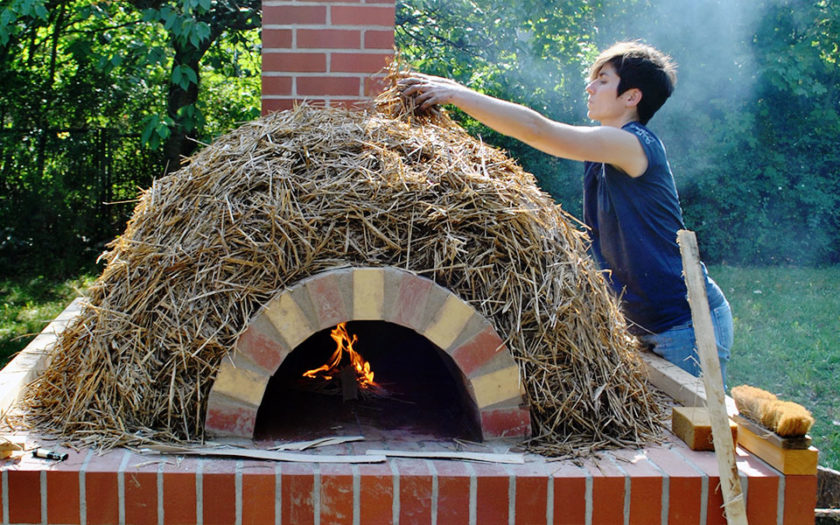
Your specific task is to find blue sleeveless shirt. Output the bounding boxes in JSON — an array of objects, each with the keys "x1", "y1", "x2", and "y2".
[{"x1": 583, "y1": 122, "x2": 723, "y2": 334}]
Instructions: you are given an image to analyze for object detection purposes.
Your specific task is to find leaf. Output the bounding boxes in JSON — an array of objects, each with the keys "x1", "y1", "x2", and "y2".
[{"x1": 171, "y1": 65, "x2": 197, "y2": 90}]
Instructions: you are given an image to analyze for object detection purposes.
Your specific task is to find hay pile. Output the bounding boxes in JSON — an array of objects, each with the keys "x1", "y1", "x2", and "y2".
[{"x1": 22, "y1": 78, "x2": 663, "y2": 455}]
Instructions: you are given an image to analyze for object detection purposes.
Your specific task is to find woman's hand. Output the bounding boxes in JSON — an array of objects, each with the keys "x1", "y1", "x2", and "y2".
[{"x1": 398, "y1": 73, "x2": 468, "y2": 111}]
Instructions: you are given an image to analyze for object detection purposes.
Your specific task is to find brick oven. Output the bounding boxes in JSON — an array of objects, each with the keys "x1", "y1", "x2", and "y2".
[
  {"x1": 0, "y1": 2, "x2": 818, "y2": 523},
  {"x1": 205, "y1": 267, "x2": 530, "y2": 442}
]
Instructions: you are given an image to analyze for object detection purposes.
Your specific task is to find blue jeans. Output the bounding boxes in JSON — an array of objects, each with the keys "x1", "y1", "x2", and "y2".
[{"x1": 639, "y1": 299, "x2": 733, "y2": 387}]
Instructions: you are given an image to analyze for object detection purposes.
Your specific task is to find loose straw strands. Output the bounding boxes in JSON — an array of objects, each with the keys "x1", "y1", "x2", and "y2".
[{"x1": 21, "y1": 72, "x2": 663, "y2": 455}]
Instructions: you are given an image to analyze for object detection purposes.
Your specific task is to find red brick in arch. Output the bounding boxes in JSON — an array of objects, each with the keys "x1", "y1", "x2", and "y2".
[
  {"x1": 204, "y1": 266, "x2": 531, "y2": 439},
  {"x1": 261, "y1": 0, "x2": 397, "y2": 113}
]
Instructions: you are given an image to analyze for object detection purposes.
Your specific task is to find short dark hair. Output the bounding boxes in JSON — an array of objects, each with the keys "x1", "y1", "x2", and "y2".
[{"x1": 589, "y1": 41, "x2": 677, "y2": 124}]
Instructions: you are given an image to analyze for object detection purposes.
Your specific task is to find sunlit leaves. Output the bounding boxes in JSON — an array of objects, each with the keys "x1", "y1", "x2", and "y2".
[{"x1": 171, "y1": 63, "x2": 198, "y2": 90}]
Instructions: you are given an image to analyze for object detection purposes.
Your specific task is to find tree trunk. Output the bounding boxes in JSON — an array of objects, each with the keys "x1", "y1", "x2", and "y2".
[{"x1": 162, "y1": 47, "x2": 203, "y2": 174}]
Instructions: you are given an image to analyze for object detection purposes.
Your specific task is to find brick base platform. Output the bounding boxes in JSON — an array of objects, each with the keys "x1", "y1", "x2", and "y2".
[
  {"x1": 0, "y1": 300, "x2": 818, "y2": 525},
  {"x1": 0, "y1": 435, "x2": 818, "y2": 524}
]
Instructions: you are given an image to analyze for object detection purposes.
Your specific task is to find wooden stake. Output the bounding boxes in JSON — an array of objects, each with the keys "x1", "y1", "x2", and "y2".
[{"x1": 677, "y1": 229, "x2": 748, "y2": 525}]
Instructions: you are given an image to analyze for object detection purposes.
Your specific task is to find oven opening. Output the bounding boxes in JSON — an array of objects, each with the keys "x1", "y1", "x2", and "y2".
[{"x1": 253, "y1": 321, "x2": 483, "y2": 441}]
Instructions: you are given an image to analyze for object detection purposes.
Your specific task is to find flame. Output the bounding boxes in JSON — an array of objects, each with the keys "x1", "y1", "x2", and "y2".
[{"x1": 302, "y1": 322, "x2": 375, "y2": 387}]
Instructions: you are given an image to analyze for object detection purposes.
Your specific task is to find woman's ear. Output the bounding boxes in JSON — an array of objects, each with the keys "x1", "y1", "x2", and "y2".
[{"x1": 625, "y1": 88, "x2": 642, "y2": 107}]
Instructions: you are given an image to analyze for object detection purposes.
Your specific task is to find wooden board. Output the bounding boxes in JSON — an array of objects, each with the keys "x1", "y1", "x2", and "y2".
[
  {"x1": 672, "y1": 407, "x2": 737, "y2": 451},
  {"x1": 735, "y1": 419, "x2": 818, "y2": 475},
  {"x1": 678, "y1": 230, "x2": 748, "y2": 525}
]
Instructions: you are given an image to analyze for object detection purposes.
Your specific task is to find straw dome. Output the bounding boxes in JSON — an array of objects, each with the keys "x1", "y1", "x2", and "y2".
[{"x1": 24, "y1": 81, "x2": 662, "y2": 455}]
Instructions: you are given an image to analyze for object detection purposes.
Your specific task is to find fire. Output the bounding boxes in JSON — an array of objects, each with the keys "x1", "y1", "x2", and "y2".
[{"x1": 302, "y1": 322, "x2": 376, "y2": 388}]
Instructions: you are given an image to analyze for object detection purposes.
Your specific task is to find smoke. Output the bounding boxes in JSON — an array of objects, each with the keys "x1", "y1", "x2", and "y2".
[{"x1": 592, "y1": 0, "x2": 776, "y2": 177}]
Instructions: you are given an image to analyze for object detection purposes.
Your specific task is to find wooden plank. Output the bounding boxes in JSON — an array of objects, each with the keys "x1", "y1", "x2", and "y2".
[
  {"x1": 678, "y1": 230, "x2": 749, "y2": 525},
  {"x1": 639, "y1": 351, "x2": 738, "y2": 415},
  {"x1": 735, "y1": 420, "x2": 818, "y2": 475},
  {"x1": 672, "y1": 407, "x2": 737, "y2": 451}
]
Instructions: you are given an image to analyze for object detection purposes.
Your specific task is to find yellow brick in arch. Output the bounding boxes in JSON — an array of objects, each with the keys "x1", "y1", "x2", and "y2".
[
  {"x1": 470, "y1": 366, "x2": 523, "y2": 409},
  {"x1": 211, "y1": 358, "x2": 269, "y2": 407},
  {"x1": 265, "y1": 293, "x2": 314, "y2": 350},
  {"x1": 352, "y1": 268, "x2": 385, "y2": 320},
  {"x1": 423, "y1": 294, "x2": 477, "y2": 351}
]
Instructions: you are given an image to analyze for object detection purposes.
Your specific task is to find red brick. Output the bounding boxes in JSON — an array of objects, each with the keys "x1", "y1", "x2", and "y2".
[
  {"x1": 682, "y1": 448, "x2": 729, "y2": 524},
  {"x1": 305, "y1": 272, "x2": 349, "y2": 329},
  {"x1": 79, "y1": 450, "x2": 125, "y2": 525},
  {"x1": 746, "y1": 474, "x2": 778, "y2": 524},
  {"x1": 263, "y1": 52, "x2": 327, "y2": 74},
  {"x1": 606, "y1": 451, "x2": 662, "y2": 525},
  {"x1": 364, "y1": 29, "x2": 395, "y2": 50},
  {"x1": 783, "y1": 474, "x2": 817, "y2": 525},
  {"x1": 86, "y1": 470, "x2": 120, "y2": 524},
  {"x1": 298, "y1": 29, "x2": 361, "y2": 49},
  {"x1": 629, "y1": 476, "x2": 661, "y2": 524},
  {"x1": 124, "y1": 470, "x2": 158, "y2": 525},
  {"x1": 434, "y1": 462, "x2": 470, "y2": 523},
  {"x1": 331, "y1": 52, "x2": 393, "y2": 74},
  {"x1": 331, "y1": 5, "x2": 395, "y2": 27},
  {"x1": 516, "y1": 475, "x2": 548, "y2": 525},
  {"x1": 396, "y1": 460, "x2": 433, "y2": 523},
  {"x1": 236, "y1": 314, "x2": 289, "y2": 373},
  {"x1": 473, "y1": 463, "x2": 509, "y2": 524},
  {"x1": 7, "y1": 469, "x2": 41, "y2": 525},
  {"x1": 46, "y1": 469, "x2": 81, "y2": 524},
  {"x1": 241, "y1": 464, "x2": 276, "y2": 525},
  {"x1": 262, "y1": 76, "x2": 294, "y2": 97},
  {"x1": 281, "y1": 464, "x2": 316, "y2": 525},
  {"x1": 552, "y1": 468, "x2": 586, "y2": 524},
  {"x1": 645, "y1": 447, "x2": 703, "y2": 523},
  {"x1": 320, "y1": 465, "x2": 354, "y2": 524},
  {"x1": 262, "y1": 98, "x2": 297, "y2": 115},
  {"x1": 162, "y1": 460, "x2": 198, "y2": 525},
  {"x1": 706, "y1": 475, "x2": 728, "y2": 525},
  {"x1": 364, "y1": 74, "x2": 389, "y2": 97},
  {"x1": 358, "y1": 463, "x2": 393, "y2": 523},
  {"x1": 584, "y1": 458, "x2": 625, "y2": 525},
  {"x1": 298, "y1": 76, "x2": 361, "y2": 97},
  {"x1": 264, "y1": 5, "x2": 326, "y2": 25},
  {"x1": 480, "y1": 404, "x2": 531, "y2": 438},
  {"x1": 205, "y1": 394, "x2": 259, "y2": 437},
  {"x1": 592, "y1": 476, "x2": 625, "y2": 524},
  {"x1": 202, "y1": 464, "x2": 237, "y2": 525},
  {"x1": 262, "y1": 28, "x2": 292, "y2": 49},
  {"x1": 450, "y1": 323, "x2": 506, "y2": 377},
  {"x1": 390, "y1": 273, "x2": 432, "y2": 330}
]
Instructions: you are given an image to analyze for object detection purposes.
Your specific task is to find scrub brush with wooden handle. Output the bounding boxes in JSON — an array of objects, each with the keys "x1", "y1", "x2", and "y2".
[{"x1": 731, "y1": 384, "x2": 814, "y2": 438}]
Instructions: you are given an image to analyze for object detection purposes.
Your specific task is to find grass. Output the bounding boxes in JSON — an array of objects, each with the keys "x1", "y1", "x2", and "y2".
[
  {"x1": 0, "y1": 274, "x2": 94, "y2": 367},
  {"x1": 712, "y1": 265, "x2": 840, "y2": 470},
  {"x1": 1, "y1": 266, "x2": 838, "y2": 469}
]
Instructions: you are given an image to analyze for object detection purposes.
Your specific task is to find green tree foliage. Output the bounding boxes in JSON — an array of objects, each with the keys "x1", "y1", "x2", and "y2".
[
  {"x1": 397, "y1": 0, "x2": 840, "y2": 265},
  {"x1": 0, "y1": 0, "x2": 261, "y2": 276}
]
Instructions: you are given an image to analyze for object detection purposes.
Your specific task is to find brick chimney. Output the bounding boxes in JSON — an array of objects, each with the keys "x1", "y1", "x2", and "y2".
[{"x1": 261, "y1": 1, "x2": 396, "y2": 113}]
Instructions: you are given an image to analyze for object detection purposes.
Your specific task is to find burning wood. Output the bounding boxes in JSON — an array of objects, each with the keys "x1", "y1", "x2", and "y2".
[{"x1": 301, "y1": 322, "x2": 382, "y2": 401}]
